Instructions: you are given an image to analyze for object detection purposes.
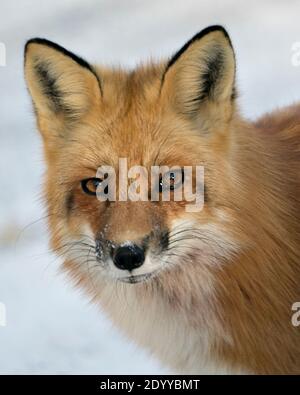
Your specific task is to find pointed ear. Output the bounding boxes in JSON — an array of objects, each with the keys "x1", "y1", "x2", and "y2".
[
  {"x1": 161, "y1": 26, "x2": 236, "y2": 123},
  {"x1": 24, "y1": 38, "x2": 102, "y2": 137}
]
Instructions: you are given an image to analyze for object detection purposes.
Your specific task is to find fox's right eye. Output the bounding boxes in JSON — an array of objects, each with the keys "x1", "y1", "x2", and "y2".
[{"x1": 81, "y1": 178, "x2": 103, "y2": 196}]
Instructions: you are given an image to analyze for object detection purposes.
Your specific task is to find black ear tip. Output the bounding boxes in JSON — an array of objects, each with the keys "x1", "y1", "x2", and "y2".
[
  {"x1": 202, "y1": 25, "x2": 230, "y2": 36},
  {"x1": 193, "y1": 25, "x2": 232, "y2": 46},
  {"x1": 166, "y1": 25, "x2": 233, "y2": 71},
  {"x1": 24, "y1": 38, "x2": 63, "y2": 55},
  {"x1": 24, "y1": 38, "x2": 94, "y2": 74},
  {"x1": 24, "y1": 38, "x2": 55, "y2": 62}
]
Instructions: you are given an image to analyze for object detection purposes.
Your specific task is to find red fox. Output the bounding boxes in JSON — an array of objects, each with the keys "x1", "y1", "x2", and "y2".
[{"x1": 24, "y1": 25, "x2": 300, "y2": 374}]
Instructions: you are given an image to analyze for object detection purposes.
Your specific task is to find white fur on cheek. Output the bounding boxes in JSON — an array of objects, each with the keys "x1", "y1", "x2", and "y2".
[{"x1": 168, "y1": 218, "x2": 239, "y2": 268}]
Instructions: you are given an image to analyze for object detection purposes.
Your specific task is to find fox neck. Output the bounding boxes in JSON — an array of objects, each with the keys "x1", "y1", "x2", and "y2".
[{"x1": 214, "y1": 119, "x2": 300, "y2": 374}]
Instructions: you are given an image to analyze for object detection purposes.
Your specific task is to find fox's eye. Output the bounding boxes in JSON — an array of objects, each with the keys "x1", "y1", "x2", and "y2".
[
  {"x1": 81, "y1": 178, "x2": 103, "y2": 196},
  {"x1": 159, "y1": 169, "x2": 184, "y2": 192}
]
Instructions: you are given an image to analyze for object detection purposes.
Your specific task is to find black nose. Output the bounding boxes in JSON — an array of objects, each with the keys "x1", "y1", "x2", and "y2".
[{"x1": 113, "y1": 244, "x2": 145, "y2": 271}]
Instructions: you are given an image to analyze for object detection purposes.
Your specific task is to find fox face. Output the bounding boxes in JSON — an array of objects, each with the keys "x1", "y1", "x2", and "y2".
[
  {"x1": 24, "y1": 26, "x2": 239, "y2": 285},
  {"x1": 24, "y1": 25, "x2": 300, "y2": 375}
]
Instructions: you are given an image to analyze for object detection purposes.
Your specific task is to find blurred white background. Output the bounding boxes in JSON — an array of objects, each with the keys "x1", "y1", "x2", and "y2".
[{"x1": 0, "y1": 0, "x2": 299, "y2": 374}]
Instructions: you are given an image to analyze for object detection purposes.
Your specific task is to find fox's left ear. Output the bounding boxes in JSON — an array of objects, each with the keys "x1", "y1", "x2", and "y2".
[
  {"x1": 24, "y1": 38, "x2": 101, "y2": 138},
  {"x1": 161, "y1": 26, "x2": 236, "y2": 123}
]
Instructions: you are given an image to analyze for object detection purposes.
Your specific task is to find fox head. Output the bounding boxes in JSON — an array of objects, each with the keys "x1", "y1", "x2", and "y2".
[{"x1": 24, "y1": 26, "x2": 241, "y2": 285}]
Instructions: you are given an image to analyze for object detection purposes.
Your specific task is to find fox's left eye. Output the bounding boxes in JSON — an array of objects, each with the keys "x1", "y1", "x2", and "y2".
[
  {"x1": 159, "y1": 169, "x2": 184, "y2": 192},
  {"x1": 81, "y1": 178, "x2": 103, "y2": 196}
]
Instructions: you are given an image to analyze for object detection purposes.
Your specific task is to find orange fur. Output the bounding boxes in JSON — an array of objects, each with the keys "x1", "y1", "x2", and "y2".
[{"x1": 24, "y1": 27, "x2": 300, "y2": 374}]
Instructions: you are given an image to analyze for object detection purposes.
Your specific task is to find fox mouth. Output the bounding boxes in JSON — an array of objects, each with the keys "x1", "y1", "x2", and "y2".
[{"x1": 118, "y1": 272, "x2": 156, "y2": 284}]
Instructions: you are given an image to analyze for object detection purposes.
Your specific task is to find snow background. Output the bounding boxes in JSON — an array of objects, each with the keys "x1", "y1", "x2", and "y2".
[{"x1": 0, "y1": 0, "x2": 299, "y2": 374}]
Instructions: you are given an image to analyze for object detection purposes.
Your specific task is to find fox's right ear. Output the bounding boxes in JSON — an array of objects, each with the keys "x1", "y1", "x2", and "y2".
[
  {"x1": 161, "y1": 26, "x2": 236, "y2": 128},
  {"x1": 24, "y1": 38, "x2": 102, "y2": 139}
]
